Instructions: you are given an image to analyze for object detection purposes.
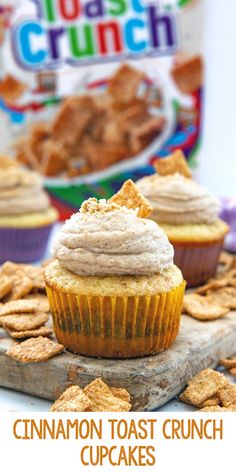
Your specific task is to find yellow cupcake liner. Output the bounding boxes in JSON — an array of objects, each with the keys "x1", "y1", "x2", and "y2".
[{"x1": 46, "y1": 281, "x2": 186, "y2": 358}]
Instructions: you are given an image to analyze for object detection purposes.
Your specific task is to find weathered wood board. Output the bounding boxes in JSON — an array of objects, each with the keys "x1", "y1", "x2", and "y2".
[{"x1": 1, "y1": 311, "x2": 236, "y2": 411}]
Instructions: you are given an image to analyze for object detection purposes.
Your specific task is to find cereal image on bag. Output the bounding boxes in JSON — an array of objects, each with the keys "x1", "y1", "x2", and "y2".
[{"x1": 15, "y1": 64, "x2": 167, "y2": 179}]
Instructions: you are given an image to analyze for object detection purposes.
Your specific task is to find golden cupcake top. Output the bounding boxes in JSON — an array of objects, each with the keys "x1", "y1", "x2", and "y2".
[
  {"x1": 52, "y1": 180, "x2": 174, "y2": 277},
  {"x1": 0, "y1": 164, "x2": 50, "y2": 216},
  {"x1": 137, "y1": 150, "x2": 220, "y2": 225}
]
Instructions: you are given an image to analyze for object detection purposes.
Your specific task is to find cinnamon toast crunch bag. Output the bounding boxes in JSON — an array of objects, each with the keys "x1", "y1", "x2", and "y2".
[{"x1": 0, "y1": 0, "x2": 204, "y2": 219}]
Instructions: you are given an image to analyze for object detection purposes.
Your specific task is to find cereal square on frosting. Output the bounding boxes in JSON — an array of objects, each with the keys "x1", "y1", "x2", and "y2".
[
  {"x1": 109, "y1": 179, "x2": 152, "y2": 218},
  {"x1": 154, "y1": 149, "x2": 192, "y2": 178}
]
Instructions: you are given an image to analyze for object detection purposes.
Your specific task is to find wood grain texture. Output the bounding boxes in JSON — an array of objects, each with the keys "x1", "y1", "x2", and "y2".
[{"x1": 1, "y1": 312, "x2": 236, "y2": 411}]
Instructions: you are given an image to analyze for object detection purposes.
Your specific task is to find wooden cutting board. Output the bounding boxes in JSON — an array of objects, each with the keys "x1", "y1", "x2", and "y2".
[{"x1": 1, "y1": 311, "x2": 236, "y2": 411}]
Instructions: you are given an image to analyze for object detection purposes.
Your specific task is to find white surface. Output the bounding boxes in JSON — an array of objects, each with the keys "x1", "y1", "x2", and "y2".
[
  {"x1": 0, "y1": 387, "x2": 52, "y2": 412},
  {"x1": 196, "y1": 0, "x2": 236, "y2": 197}
]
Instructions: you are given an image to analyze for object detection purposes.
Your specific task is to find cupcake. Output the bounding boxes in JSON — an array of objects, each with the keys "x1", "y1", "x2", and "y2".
[
  {"x1": 44, "y1": 180, "x2": 185, "y2": 358},
  {"x1": 137, "y1": 150, "x2": 229, "y2": 287},
  {"x1": 0, "y1": 163, "x2": 58, "y2": 263}
]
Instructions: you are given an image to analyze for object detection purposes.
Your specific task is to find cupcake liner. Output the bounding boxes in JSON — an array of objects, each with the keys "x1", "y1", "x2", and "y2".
[
  {"x1": 46, "y1": 281, "x2": 186, "y2": 359},
  {"x1": 172, "y1": 239, "x2": 224, "y2": 288},
  {"x1": 0, "y1": 224, "x2": 54, "y2": 263}
]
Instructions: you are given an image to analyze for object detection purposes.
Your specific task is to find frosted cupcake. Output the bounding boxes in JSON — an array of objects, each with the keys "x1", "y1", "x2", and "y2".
[
  {"x1": 0, "y1": 165, "x2": 58, "y2": 262},
  {"x1": 137, "y1": 151, "x2": 229, "y2": 287},
  {"x1": 44, "y1": 180, "x2": 185, "y2": 358}
]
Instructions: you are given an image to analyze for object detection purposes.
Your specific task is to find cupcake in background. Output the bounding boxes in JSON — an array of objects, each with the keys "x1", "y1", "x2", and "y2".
[
  {"x1": 136, "y1": 150, "x2": 229, "y2": 287},
  {"x1": 0, "y1": 156, "x2": 58, "y2": 263},
  {"x1": 44, "y1": 180, "x2": 185, "y2": 358},
  {"x1": 220, "y1": 197, "x2": 236, "y2": 253}
]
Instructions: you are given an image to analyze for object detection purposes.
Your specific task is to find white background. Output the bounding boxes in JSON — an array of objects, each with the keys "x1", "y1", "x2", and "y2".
[
  {"x1": 0, "y1": 412, "x2": 233, "y2": 472},
  {"x1": 196, "y1": 0, "x2": 236, "y2": 196}
]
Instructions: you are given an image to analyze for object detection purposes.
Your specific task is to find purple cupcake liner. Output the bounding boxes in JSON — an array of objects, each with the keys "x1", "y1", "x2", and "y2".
[
  {"x1": 173, "y1": 240, "x2": 224, "y2": 287},
  {"x1": 0, "y1": 224, "x2": 54, "y2": 263},
  {"x1": 220, "y1": 197, "x2": 236, "y2": 253},
  {"x1": 220, "y1": 197, "x2": 236, "y2": 230}
]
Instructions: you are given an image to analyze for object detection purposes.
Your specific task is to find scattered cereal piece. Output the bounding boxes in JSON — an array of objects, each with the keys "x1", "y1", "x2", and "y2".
[
  {"x1": 5, "y1": 326, "x2": 53, "y2": 339},
  {"x1": 0, "y1": 299, "x2": 38, "y2": 317},
  {"x1": 196, "y1": 279, "x2": 228, "y2": 295},
  {"x1": 50, "y1": 386, "x2": 92, "y2": 412},
  {"x1": 229, "y1": 368, "x2": 236, "y2": 376},
  {"x1": 1, "y1": 312, "x2": 48, "y2": 331},
  {"x1": 182, "y1": 293, "x2": 229, "y2": 321},
  {"x1": 1, "y1": 261, "x2": 21, "y2": 275},
  {"x1": 217, "y1": 385, "x2": 236, "y2": 407},
  {"x1": 201, "y1": 396, "x2": 220, "y2": 408},
  {"x1": 19, "y1": 264, "x2": 45, "y2": 292},
  {"x1": 84, "y1": 378, "x2": 132, "y2": 412},
  {"x1": 199, "y1": 406, "x2": 236, "y2": 412},
  {"x1": 0, "y1": 275, "x2": 12, "y2": 300},
  {"x1": 9, "y1": 275, "x2": 34, "y2": 301},
  {"x1": 199, "y1": 406, "x2": 223, "y2": 412},
  {"x1": 41, "y1": 258, "x2": 54, "y2": 268},
  {"x1": 219, "y1": 251, "x2": 235, "y2": 272},
  {"x1": 230, "y1": 257, "x2": 236, "y2": 270},
  {"x1": 206, "y1": 287, "x2": 236, "y2": 310},
  {"x1": 50, "y1": 380, "x2": 132, "y2": 413},
  {"x1": 227, "y1": 268, "x2": 236, "y2": 278},
  {"x1": 1, "y1": 263, "x2": 33, "y2": 301},
  {"x1": 24, "y1": 294, "x2": 50, "y2": 313},
  {"x1": 109, "y1": 387, "x2": 131, "y2": 403},
  {"x1": 6, "y1": 336, "x2": 64, "y2": 363},
  {"x1": 153, "y1": 149, "x2": 192, "y2": 178},
  {"x1": 2, "y1": 261, "x2": 46, "y2": 294},
  {"x1": 219, "y1": 356, "x2": 236, "y2": 369},
  {"x1": 179, "y1": 369, "x2": 228, "y2": 407},
  {"x1": 109, "y1": 179, "x2": 152, "y2": 218}
]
